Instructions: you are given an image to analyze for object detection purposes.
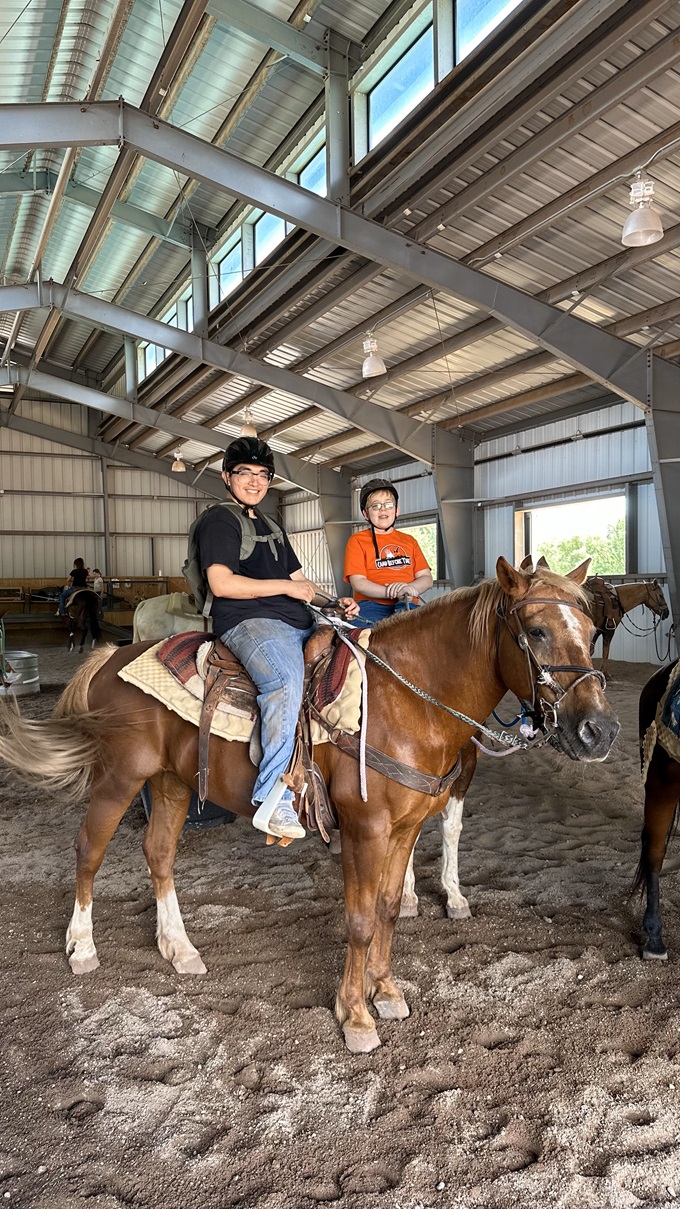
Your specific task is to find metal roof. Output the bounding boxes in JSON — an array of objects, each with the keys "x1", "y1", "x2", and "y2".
[{"x1": 2, "y1": 0, "x2": 680, "y2": 484}]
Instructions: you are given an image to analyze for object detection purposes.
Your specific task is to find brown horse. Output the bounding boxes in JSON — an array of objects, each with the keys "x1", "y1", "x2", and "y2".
[
  {"x1": 635, "y1": 663, "x2": 680, "y2": 961},
  {"x1": 66, "y1": 589, "x2": 102, "y2": 653},
  {"x1": 0, "y1": 557, "x2": 619, "y2": 1053},
  {"x1": 402, "y1": 574, "x2": 671, "y2": 920},
  {"x1": 584, "y1": 577, "x2": 669, "y2": 678}
]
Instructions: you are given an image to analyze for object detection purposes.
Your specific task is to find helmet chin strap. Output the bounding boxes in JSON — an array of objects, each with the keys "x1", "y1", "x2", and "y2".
[{"x1": 369, "y1": 517, "x2": 396, "y2": 560}]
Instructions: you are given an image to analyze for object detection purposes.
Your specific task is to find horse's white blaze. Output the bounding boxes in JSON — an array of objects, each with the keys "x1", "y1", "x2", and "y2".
[
  {"x1": 440, "y1": 792, "x2": 468, "y2": 912},
  {"x1": 66, "y1": 901, "x2": 96, "y2": 960},
  {"x1": 156, "y1": 889, "x2": 204, "y2": 969}
]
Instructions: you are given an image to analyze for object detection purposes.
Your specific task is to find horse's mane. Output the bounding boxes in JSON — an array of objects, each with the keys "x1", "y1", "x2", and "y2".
[{"x1": 422, "y1": 570, "x2": 588, "y2": 649}]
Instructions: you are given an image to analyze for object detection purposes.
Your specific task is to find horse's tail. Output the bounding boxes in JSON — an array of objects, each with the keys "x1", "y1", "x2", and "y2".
[
  {"x1": 89, "y1": 592, "x2": 102, "y2": 642},
  {"x1": 0, "y1": 645, "x2": 118, "y2": 802}
]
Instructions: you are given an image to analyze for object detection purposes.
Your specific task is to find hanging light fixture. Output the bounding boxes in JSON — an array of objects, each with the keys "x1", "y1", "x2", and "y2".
[
  {"x1": 171, "y1": 448, "x2": 186, "y2": 473},
  {"x1": 621, "y1": 174, "x2": 664, "y2": 247},
  {"x1": 361, "y1": 333, "x2": 387, "y2": 379},
  {"x1": 239, "y1": 406, "x2": 257, "y2": 437}
]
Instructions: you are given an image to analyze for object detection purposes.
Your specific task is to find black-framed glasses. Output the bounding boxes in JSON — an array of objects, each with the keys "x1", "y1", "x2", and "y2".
[{"x1": 230, "y1": 468, "x2": 271, "y2": 483}]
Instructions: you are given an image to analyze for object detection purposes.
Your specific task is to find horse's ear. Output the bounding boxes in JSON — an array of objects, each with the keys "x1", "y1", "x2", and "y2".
[
  {"x1": 496, "y1": 555, "x2": 529, "y2": 598},
  {"x1": 565, "y1": 558, "x2": 591, "y2": 585},
  {"x1": 536, "y1": 555, "x2": 550, "y2": 570},
  {"x1": 518, "y1": 555, "x2": 534, "y2": 571}
]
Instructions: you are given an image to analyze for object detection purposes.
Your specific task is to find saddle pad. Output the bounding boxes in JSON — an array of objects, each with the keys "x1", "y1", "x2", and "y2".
[
  {"x1": 117, "y1": 627, "x2": 372, "y2": 745},
  {"x1": 642, "y1": 659, "x2": 680, "y2": 782}
]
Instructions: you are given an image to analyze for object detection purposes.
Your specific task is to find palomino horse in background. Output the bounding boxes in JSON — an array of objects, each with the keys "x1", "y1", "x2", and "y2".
[
  {"x1": 634, "y1": 663, "x2": 680, "y2": 962},
  {"x1": 0, "y1": 558, "x2": 619, "y2": 1054},
  {"x1": 585, "y1": 577, "x2": 669, "y2": 678},
  {"x1": 133, "y1": 592, "x2": 211, "y2": 642},
  {"x1": 65, "y1": 589, "x2": 102, "y2": 654},
  {"x1": 401, "y1": 565, "x2": 669, "y2": 920}
]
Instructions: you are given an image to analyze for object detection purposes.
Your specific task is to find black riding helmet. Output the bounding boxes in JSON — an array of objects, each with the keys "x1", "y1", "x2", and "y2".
[
  {"x1": 360, "y1": 478, "x2": 399, "y2": 514},
  {"x1": 222, "y1": 436, "x2": 275, "y2": 478}
]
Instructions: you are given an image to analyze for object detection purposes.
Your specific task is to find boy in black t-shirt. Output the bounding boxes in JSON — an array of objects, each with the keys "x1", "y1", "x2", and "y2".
[{"x1": 198, "y1": 437, "x2": 358, "y2": 840}]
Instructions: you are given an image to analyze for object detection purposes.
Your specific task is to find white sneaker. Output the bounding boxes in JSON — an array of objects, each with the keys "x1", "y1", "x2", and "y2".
[{"x1": 267, "y1": 800, "x2": 306, "y2": 840}]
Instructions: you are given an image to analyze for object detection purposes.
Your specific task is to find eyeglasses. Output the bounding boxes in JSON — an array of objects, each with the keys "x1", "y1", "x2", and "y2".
[
  {"x1": 230, "y1": 468, "x2": 271, "y2": 483},
  {"x1": 367, "y1": 502, "x2": 396, "y2": 512}
]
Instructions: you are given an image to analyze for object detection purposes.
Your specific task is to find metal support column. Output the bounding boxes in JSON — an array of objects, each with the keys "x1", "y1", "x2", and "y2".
[
  {"x1": 100, "y1": 456, "x2": 112, "y2": 575},
  {"x1": 647, "y1": 349, "x2": 680, "y2": 621},
  {"x1": 124, "y1": 336, "x2": 137, "y2": 402},
  {"x1": 315, "y1": 466, "x2": 353, "y2": 594},
  {"x1": 625, "y1": 481, "x2": 638, "y2": 575},
  {"x1": 191, "y1": 233, "x2": 209, "y2": 338},
  {"x1": 431, "y1": 426, "x2": 475, "y2": 587},
  {"x1": 325, "y1": 32, "x2": 352, "y2": 206}
]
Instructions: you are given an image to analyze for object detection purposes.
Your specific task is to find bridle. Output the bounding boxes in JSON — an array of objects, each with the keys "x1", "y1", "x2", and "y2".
[{"x1": 497, "y1": 596, "x2": 606, "y2": 734}]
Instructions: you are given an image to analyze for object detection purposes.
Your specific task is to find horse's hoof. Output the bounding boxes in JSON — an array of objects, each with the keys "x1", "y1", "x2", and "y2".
[
  {"x1": 642, "y1": 945, "x2": 668, "y2": 962},
  {"x1": 446, "y1": 902, "x2": 472, "y2": 920},
  {"x1": 173, "y1": 953, "x2": 207, "y2": 975},
  {"x1": 399, "y1": 900, "x2": 419, "y2": 918},
  {"x1": 343, "y1": 1025, "x2": 381, "y2": 1053},
  {"x1": 373, "y1": 995, "x2": 410, "y2": 1020},
  {"x1": 69, "y1": 952, "x2": 99, "y2": 974}
]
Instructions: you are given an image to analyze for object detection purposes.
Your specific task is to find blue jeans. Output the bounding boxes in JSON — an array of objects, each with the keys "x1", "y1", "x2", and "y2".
[
  {"x1": 220, "y1": 618, "x2": 314, "y2": 806},
  {"x1": 58, "y1": 586, "x2": 72, "y2": 615},
  {"x1": 355, "y1": 600, "x2": 419, "y2": 627}
]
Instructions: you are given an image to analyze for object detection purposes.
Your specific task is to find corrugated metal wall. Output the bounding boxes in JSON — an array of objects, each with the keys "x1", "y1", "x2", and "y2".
[
  {"x1": 0, "y1": 402, "x2": 213, "y2": 579},
  {"x1": 476, "y1": 404, "x2": 676, "y2": 664},
  {"x1": 282, "y1": 496, "x2": 335, "y2": 595}
]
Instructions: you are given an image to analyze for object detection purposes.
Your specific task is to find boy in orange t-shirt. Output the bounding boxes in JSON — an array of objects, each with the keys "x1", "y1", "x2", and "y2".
[{"x1": 344, "y1": 478, "x2": 433, "y2": 625}]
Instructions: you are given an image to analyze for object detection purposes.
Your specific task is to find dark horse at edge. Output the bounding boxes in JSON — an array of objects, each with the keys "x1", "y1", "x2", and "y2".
[
  {"x1": 65, "y1": 589, "x2": 102, "y2": 653},
  {"x1": 636, "y1": 662, "x2": 680, "y2": 961}
]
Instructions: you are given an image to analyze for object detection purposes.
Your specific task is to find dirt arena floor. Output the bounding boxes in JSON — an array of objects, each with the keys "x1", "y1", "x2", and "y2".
[{"x1": 1, "y1": 645, "x2": 680, "y2": 1209}]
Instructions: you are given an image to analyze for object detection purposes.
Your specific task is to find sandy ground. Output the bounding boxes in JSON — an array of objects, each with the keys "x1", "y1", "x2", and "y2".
[{"x1": 1, "y1": 646, "x2": 680, "y2": 1209}]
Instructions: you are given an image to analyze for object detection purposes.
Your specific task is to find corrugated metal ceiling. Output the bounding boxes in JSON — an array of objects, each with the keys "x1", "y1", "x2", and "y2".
[{"x1": 2, "y1": 0, "x2": 680, "y2": 483}]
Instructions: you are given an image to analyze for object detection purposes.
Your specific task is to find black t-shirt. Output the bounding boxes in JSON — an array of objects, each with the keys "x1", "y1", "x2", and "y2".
[
  {"x1": 70, "y1": 566, "x2": 89, "y2": 588},
  {"x1": 198, "y1": 505, "x2": 310, "y2": 633}
]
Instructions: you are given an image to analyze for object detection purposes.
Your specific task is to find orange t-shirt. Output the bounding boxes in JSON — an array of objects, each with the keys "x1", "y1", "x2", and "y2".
[{"x1": 344, "y1": 528, "x2": 430, "y2": 602}]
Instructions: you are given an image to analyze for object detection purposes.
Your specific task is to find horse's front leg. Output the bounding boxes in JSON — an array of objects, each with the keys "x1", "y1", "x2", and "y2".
[
  {"x1": 143, "y1": 773, "x2": 204, "y2": 974},
  {"x1": 337, "y1": 815, "x2": 391, "y2": 1054},
  {"x1": 638, "y1": 744, "x2": 680, "y2": 961},
  {"x1": 367, "y1": 818, "x2": 423, "y2": 1022},
  {"x1": 440, "y1": 790, "x2": 471, "y2": 919}
]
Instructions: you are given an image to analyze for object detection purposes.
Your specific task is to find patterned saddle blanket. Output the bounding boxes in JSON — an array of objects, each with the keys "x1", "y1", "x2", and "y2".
[
  {"x1": 117, "y1": 626, "x2": 371, "y2": 746},
  {"x1": 642, "y1": 659, "x2": 680, "y2": 781}
]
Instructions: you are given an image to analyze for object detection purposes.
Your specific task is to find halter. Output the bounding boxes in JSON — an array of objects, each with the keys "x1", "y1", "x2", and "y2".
[{"x1": 497, "y1": 596, "x2": 606, "y2": 734}]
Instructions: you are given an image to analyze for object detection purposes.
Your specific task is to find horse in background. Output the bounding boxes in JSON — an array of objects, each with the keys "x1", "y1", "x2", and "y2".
[
  {"x1": 66, "y1": 589, "x2": 102, "y2": 653},
  {"x1": 585, "y1": 577, "x2": 669, "y2": 678},
  {"x1": 133, "y1": 592, "x2": 210, "y2": 642},
  {"x1": 0, "y1": 558, "x2": 619, "y2": 1054}
]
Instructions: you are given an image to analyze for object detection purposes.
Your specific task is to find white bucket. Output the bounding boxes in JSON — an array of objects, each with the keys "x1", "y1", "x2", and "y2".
[{"x1": 0, "y1": 650, "x2": 40, "y2": 697}]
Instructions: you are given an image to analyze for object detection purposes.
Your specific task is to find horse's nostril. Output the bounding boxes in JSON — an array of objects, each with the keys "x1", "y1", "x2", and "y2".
[{"x1": 578, "y1": 718, "x2": 604, "y2": 749}]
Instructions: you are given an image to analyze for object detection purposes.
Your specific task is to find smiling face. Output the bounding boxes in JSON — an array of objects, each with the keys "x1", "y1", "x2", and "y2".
[
  {"x1": 222, "y1": 463, "x2": 271, "y2": 508},
  {"x1": 362, "y1": 489, "x2": 399, "y2": 532}
]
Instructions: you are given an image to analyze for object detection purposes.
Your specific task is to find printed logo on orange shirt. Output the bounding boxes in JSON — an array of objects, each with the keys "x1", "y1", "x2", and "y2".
[{"x1": 375, "y1": 544, "x2": 412, "y2": 569}]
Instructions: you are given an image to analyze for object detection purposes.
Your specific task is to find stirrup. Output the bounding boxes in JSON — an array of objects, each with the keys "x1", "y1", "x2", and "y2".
[{"x1": 252, "y1": 778, "x2": 289, "y2": 835}]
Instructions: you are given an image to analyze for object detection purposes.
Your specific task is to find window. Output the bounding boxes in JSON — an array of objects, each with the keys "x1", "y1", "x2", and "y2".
[
  {"x1": 299, "y1": 146, "x2": 327, "y2": 197},
  {"x1": 254, "y1": 212, "x2": 287, "y2": 264},
  {"x1": 368, "y1": 25, "x2": 434, "y2": 150},
  {"x1": 456, "y1": 0, "x2": 525, "y2": 62},
  {"x1": 518, "y1": 496, "x2": 626, "y2": 576},
  {"x1": 217, "y1": 241, "x2": 243, "y2": 300},
  {"x1": 400, "y1": 520, "x2": 439, "y2": 580}
]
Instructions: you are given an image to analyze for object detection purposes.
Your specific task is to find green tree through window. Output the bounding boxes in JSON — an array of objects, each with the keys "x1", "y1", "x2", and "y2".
[{"x1": 536, "y1": 518, "x2": 625, "y2": 577}]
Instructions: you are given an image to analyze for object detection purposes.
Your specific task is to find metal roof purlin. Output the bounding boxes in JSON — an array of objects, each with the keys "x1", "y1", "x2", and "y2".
[
  {"x1": 2, "y1": 100, "x2": 679, "y2": 411},
  {"x1": 205, "y1": 0, "x2": 362, "y2": 75}
]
